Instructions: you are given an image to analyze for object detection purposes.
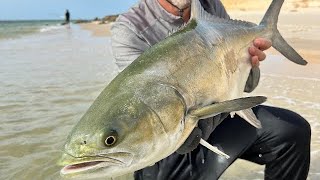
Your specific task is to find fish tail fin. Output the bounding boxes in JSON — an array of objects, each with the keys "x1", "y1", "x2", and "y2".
[{"x1": 260, "y1": 0, "x2": 307, "y2": 65}]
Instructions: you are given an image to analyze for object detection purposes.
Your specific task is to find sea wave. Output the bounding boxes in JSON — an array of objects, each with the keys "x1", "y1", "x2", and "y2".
[
  {"x1": 0, "y1": 20, "x2": 64, "y2": 40},
  {"x1": 39, "y1": 24, "x2": 65, "y2": 33}
]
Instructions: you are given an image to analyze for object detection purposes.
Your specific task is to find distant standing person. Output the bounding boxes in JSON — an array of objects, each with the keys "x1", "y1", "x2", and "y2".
[{"x1": 65, "y1": 9, "x2": 70, "y2": 24}]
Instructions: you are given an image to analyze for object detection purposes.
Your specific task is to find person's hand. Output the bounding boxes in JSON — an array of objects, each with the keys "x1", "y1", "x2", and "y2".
[
  {"x1": 244, "y1": 38, "x2": 272, "y2": 93},
  {"x1": 249, "y1": 38, "x2": 272, "y2": 67}
]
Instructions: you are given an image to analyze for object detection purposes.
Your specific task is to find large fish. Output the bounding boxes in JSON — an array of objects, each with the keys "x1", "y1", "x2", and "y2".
[{"x1": 58, "y1": 0, "x2": 307, "y2": 178}]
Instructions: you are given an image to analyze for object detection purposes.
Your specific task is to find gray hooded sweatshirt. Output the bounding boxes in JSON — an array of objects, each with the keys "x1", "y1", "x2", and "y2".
[{"x1": 111, "y1": 0, "x2": 229, "y2": 71}]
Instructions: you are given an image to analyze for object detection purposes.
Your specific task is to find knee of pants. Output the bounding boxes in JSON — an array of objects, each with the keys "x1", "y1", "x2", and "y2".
[
  {"x1": 293, "y1": 116, "x2": 311, "y2": 148},
  {"x1": 248, "y1": 107, "x2": 311, "y2": 165},
  {"x1": 254, "y1": 106, "x2": 311, "y2": 148},
  {"x1": 272, "y1": 108, "x2": 311, "y2": 148}
]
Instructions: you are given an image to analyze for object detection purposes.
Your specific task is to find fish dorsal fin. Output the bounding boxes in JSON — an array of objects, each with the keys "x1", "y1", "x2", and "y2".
[
  {"x1": 229, "y1": 19, "x2": 257, "y2": 27},
  {"x1": 189, "y1": 96, "x2": 266, "y2": 119},
  {"x1": 190, "y1": 0, "x2": 215, "y2": 21},
  {"x1": 190, "y1": 0, "x2": 256, "y2": 27}
]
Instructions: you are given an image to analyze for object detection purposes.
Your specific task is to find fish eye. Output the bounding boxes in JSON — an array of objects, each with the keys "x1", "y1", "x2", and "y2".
[{"x1": 105, "y1": 135, "x2": 117, "y2": 146}]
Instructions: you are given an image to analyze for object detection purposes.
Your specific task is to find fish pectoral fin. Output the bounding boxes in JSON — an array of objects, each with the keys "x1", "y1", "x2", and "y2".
[
  {"x1": 235, "y1": 109, "x2": 262, "y2": 129},
  {"x1": 189, "y1": 96, "x2": 266, "y2": 119}
]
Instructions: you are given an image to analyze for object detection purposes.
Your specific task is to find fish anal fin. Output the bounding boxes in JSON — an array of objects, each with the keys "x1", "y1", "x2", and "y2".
[{"x1": 235, "y1": 109, "x2": 262, "y2": 129}]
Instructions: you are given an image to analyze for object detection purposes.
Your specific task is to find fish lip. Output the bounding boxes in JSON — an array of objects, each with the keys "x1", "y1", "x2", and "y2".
[
  {"x1": 61, "y1": 161, "x2": 104, "y2": 175},
  {"x1": 59, "y1": 152, "x2": 133, "y2": 175},
  {"x1": 60, "y1": 158, "x2": 125, "y2": 175}
]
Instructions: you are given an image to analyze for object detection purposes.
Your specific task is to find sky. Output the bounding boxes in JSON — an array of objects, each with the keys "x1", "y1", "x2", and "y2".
[{"x1": 0, "y1": 0, "x2": 139, "y2": 20}]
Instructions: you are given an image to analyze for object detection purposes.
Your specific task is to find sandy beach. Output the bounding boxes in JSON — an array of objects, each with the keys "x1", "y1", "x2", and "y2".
[{"x1": 79, "y1": 21, "x2": 112, "y2": 37}]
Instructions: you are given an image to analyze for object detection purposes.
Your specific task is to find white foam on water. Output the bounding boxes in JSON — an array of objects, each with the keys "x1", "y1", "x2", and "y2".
[
  {"x1": 39, "y1": 24, "x2": 65, "y2": 33},
  {"x1": 272, "y1": 96, "x2": 297, "y2": 105},
  {"x1": 302, "y1": 101, "x2": 320, "y2": 110},
  {"x1": 262, "y1": 73, "x2": 320, "y2": 82}
]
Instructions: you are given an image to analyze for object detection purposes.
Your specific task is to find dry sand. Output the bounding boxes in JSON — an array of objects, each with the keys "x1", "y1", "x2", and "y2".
[{"x1": 79, "y1": 21, "x2": 112, "y2": 37}]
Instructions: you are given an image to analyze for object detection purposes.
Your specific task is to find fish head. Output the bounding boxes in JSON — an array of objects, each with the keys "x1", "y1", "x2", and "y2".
[{"x1": 58, "y1": 94, "x2": 170, "y2": 179}]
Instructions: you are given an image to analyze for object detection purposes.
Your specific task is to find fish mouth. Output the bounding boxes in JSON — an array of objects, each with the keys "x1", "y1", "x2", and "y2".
[
  {"x1": 59, "y1": 152, "x2": 132, "y2": 175},
  {"x1": 61, "y1": 161, "x2": 106, "y2": 175},
  {"x1": 60, "y1": 158, "x2": 125, "y2": 175}
]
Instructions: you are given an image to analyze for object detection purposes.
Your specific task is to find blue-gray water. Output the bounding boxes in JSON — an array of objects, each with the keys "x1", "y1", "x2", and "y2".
[
  {"x1": 0, "y1": 20, "x2": 67, "y2": 40},
  {"x1": 0, "y1": 24, "x2": 118, "y2": 179},
  {"x1": 0, "y1": 22, "x2": 319, "y2": 180}
]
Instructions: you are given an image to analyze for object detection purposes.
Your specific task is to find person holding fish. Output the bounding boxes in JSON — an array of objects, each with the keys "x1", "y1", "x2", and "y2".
[{"x1": 110, "y1": 0, "x2": 311, "y2": 179}]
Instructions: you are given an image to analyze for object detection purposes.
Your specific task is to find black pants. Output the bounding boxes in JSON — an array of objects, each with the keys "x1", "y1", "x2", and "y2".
[{"x1": 134, "y1": 105, "x2": 311, "y2": 180}]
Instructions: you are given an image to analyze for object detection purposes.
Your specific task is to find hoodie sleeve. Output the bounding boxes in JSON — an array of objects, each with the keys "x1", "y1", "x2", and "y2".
[{"x1": 111, "y1": 22, "x2": 150, "y2": 71}]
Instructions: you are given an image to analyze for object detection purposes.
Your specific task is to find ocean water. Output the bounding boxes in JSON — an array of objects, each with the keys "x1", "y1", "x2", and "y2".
[
  {"x1": 0, "y1": 20, "x2": 66, "y2": 40},
  {"x1": 0, "y1": 24, "x2": 118, "y2": 180},
  {"x1": 0, "y1": 23, "x2": 319, "y2": 179}
]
